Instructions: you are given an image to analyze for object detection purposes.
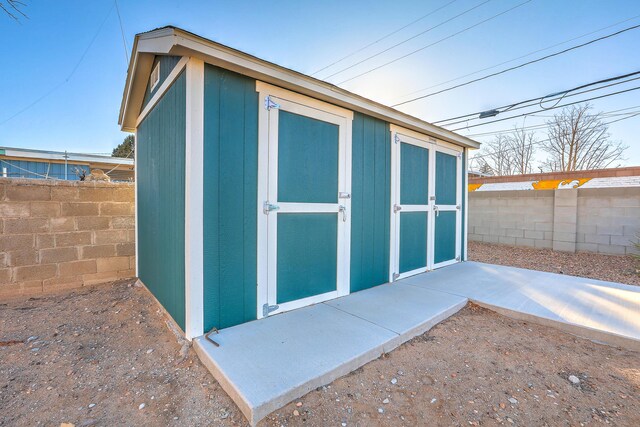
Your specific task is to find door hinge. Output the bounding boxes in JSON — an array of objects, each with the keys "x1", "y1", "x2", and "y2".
[
  {"x1": 392, "y1": 272, "x2": 400, "y2": 281},
  {"x1": 393, "y1": 204, "x2": 402, "y2": 213},
  {"x1": 456, "y1": 205, "x2": 461, "y2": 210},
  {"x1": 265, "y1": 95, "x2": 280, "y2": 110},
  {"x1": 263, "y1": 201, "x2": 280, "y2": 215},
  {"x1": 457, "y1": 152, "x2": 463, "y2": 159},
  {"x1": 263, "y1": 303, "x2": 279, "y2": 317},
  {"x1": 394, "y1": 134, "x2": 401, "y2": 144}
]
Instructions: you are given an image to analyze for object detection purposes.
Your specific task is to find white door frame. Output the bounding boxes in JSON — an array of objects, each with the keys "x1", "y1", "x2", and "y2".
[
  {"x1": 256, "y1": 81, "x2": 353, "y2": 319},
  {"x1": 389, "y1": 125, "x2": 463, "y2": 281}
]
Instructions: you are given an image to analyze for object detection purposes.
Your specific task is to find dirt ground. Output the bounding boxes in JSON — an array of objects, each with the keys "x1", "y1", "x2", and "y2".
[
  {"x1": 468, "y1": 241, "x2": 640, "y2": 286},
  {"x1": 1, "y1": 280, "x2": 639, "y2": 426}
]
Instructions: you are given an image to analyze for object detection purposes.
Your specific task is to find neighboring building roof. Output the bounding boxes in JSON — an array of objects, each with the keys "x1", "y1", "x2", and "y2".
[
  {"x1": 0, "y1": 146, "x2": 134, "y2": 181},
  {"x1": 119, "y1": 26, "x2": 480, "y2": 150},
  {"x1": 468, "y1": 166, "x2": 640, "y2": 191},
  {"x1": 0, "y1": 146, "x2": 134, "y2": 166}
]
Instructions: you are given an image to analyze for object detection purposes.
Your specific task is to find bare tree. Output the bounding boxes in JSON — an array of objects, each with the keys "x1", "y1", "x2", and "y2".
[
  {"x1": 473, "y1": 135, "x2": 514, "y2": 176},
  {"x1": 541, "y1": 103, "x2": 627, "y2": 171},
  {"x1": 0, "y1": 0, "x2": 27, "y2": 21},
  {"x1": 472, "y1": 126, "x2": 537, "y2": 176},
  {"x1": 506, "y1": 126, "x2": 536, "y2": 174}
]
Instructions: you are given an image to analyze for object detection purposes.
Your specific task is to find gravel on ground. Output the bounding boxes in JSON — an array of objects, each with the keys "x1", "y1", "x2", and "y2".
[
  {"x1": 1, "y1": 280, "x2": 638, "y2": 426},
  {"x1": 468, "y1": 241, "x2": 640, "y2": 286}
]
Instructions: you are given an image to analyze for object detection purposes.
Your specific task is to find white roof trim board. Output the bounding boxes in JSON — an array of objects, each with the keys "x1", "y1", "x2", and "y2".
[{"x1": 119, "y1": 27, "x2": 480, "y2": 150}]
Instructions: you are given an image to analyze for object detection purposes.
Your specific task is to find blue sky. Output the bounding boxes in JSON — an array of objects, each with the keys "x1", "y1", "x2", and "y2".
[{"x1": 1, "y1": 0, "x2": 639, "y2": 167}]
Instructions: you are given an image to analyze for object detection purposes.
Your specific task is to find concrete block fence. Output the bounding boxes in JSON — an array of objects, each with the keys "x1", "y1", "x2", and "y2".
[
  {"x1": 468, "y1": 187, "x2": 640, "y2": 255},
  {"x1": 0, "y1": 178, "x2": 135, "y2": 298}
]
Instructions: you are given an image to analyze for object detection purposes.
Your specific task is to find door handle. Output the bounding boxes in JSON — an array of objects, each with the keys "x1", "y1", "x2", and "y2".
[
  {"x1": 338, "y1": 205, "x2": 347, "y2": 222},
  {"x1": 433, "y1": 205, "x2": 439, "y2": 217}
]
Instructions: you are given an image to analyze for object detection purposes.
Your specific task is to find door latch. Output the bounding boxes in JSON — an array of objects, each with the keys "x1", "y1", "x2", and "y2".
[
  {"x1": 338, "y1": 192, "x2": 351, "y2": 199},
  {"x1": 263, "y1": 201, "x2": 280, "y2": 215},
  {"x1": 393, "y1": 204, "x2": 402, "y2": 213},
  {"x1": 339, "y1": 205, "x2": 347, "y2": 222},
  {"x1": 433, "y1": 205, "x2": 440, "y2": 217},
  {"x1": 456, "y1": 205, "x2": 461, "y2": 210},
  {"x1": 392, "y1": 272, "x2": 400, "y2": 281},
  {"x1": 262, "y1": 303, "x2": 279, "y2": 317}
]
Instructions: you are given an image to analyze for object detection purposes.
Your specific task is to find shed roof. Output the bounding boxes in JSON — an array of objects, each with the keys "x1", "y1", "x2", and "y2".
[{"x1": 119, "y1": 26, "x2": 480, "y2": 149}]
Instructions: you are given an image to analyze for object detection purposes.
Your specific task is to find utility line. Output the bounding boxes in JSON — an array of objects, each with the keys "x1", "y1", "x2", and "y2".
[
  {"x1": 336, "y1": 0, "x2": 532, "y2": 85},
  {"x1": 114, "y1": 0, "x2": 129, "y2": 63},
  {"x1": 321, "y1": 0, "x2": 491, "y2": 80},
  {"x1": 451, "y1": 85, "x2": 640, "y2": 131},
  {"x1": 393, "y1": 22, "x2": 640, "y2": 107},
  {"x1": 469, "y1": 111, "x2": 640, "y2": 161},
  {"x1": 310, "y1": 0, "x2": 459, "y2": 76},
  {"x1": 434, "y1": 70, "x2": 640, "y2": 125},
  {"x1": 0, "y1": 3, "x2": 115, "y2": 127},
  {"x1": 464, "y1": 107, "x2": 640, "y2": 138},
  {"x1": 391, "y1": 14, "x2": 640, "y2": 103}
]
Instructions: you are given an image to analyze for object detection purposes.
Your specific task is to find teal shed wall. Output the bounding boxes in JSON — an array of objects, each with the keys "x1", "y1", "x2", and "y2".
[
  {"x1": 137, "y1": 72, "x2": 186, "y2": 331},
  {"x1": 203, "y1": 64, "x2": 259, "y2": 331},
  {"x1": 350, "y1": 113, "x2": 391, "y2": 292},
  {"x1": 142, "y1": 55, "x2": 182, "y2": 110}
]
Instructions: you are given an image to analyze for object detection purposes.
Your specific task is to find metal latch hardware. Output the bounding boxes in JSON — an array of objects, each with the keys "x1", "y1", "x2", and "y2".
[
  {"x1": 339, "y1": 205, "x2": 347, "y2": 222},
  {"x1": 265, "y1": 95, "x2": 280, "y2": 110},
  {"x1": 392, "y1": 273, "x2": 400, "y2": 281},
  {"x1": 457, "y1": 152, "x2": 463, "y2": 159},
  {"x1": 433, "y1": 205, "x2": 439, "y2": 217},
  {"x1": 455, "y1": 256, "x2": 461, "y2": 261},
  {"x1": 394, "y1": 134, "x2": 401, "y2": 144},
  {"x1": 263, "y1": 201, "x2": 280, "y2": 215},
  {"x1": 456, "y1": 205, "x2": 461, "y2": 210},
  {"x1": 263, "y1": 303, "x2": 279, "y2": 317},
  {"x1": 393, "y1": 204, "x2": 402, "y2": 213},
  {"x1": 339, "y1": 192, "x2": 351, "y2": 199}
]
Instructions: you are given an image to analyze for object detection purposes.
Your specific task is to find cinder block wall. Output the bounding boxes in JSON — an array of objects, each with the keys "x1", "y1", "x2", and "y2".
[
  {"x1": 0, "y1": 178, "x2": 135, "y2": 298},
  {"x1": 468, "y1": 190, "x2": 555, "y2": 249},
  {"x1": 469, "y1": 187, "x2": 640, "y2": 255},
  {"x1": 576, "y1": 188, "x2": 640, "y2": 254}
]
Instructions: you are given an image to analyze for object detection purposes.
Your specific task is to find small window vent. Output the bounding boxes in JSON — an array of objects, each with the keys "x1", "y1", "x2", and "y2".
[{"x1": 149, "y1": 63, "x2": 160, "y2": 92}]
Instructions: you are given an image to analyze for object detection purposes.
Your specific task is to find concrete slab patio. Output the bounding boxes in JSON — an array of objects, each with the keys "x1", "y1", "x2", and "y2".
[
  {"x1": 194, "y1": 262, "x2": 640, "y2": 425},
  {"x1": 193, "y1": 284, "x2": 467, "y2": 425},
  {"x1": 402, "y1": 261, "x2": 640, "y2": 352}
]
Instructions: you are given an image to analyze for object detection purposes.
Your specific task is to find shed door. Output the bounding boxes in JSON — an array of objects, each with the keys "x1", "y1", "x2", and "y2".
[
  {"x1": 390, "y1": 133, "x2": 431, "y2": 280},
  {"x1": 432, "y1": 147, "x2": 462, "y2": 268},
  {"x1": 390, "y1": 126, "x2": 462, "y2": 280},
  {"x1": 257, "y1": 84, "x2": 352, "y2": 318}
]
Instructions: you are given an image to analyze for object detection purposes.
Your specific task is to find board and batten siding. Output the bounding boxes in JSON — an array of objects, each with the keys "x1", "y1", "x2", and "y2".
[
  {"x1": 350, "y1": 113, "x2": 391, "y2": 292},
  {"x1": 137, "y1": 72, "x2": 187, "y2": 331},
  {"x1": 203, "y1": 64, "x2": 259, "y2": 331},
  {"x1": 142, "y1": 55, "x2": 183, "y2": 110}
]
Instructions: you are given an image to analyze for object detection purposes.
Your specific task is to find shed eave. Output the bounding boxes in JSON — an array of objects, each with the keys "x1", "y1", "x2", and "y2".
[{"x1": 120, "y1": 27, "x2": 480, "y2": 149}]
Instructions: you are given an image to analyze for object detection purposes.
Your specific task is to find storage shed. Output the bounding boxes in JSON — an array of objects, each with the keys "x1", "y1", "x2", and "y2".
[{"x1": 119, "y1": 27, "x2": 480, "y2": 340}]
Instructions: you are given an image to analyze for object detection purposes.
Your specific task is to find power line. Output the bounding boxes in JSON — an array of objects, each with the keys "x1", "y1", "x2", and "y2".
[
  {"x1": 391, "y1": 14, "x2": 640, "y2": 103},
  {"x1": 469, "y1": 111, "x2": 640, "y2": 161},
  {"x1": 464, "y1": 107, "x2": 640, "y2": 138},
  {"x1": 434, "y1": 70, "x2": 640, "y2": 125},
  {"x1": 321, "y1": 0, "x2": 491, "y2": 80},
  {"x1": 114, "y1": 0, "x2": 129, "y2": 63},
  {"x1": 0, "y1": 3, "x2": 115, "y2": 127},
  {"x1": 451, "y1": 85, "x2": 640, "y2": 131},
  {"x1": 392, "y1": 22, "x2": 640, "y2": 107},
  {"x1": 336, "y1": 0, "x2": 532, "y2": 85},
  {"x1": 310, "y1": 0, "x2": 459, "y2": 76}
]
